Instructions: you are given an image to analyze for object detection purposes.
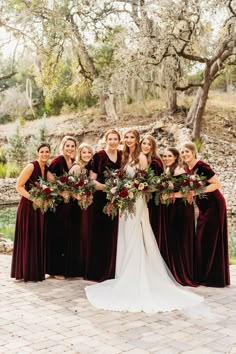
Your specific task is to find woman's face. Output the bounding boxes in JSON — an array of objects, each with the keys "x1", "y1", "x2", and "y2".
[
  {"x1": 141, "y1": 138, "x2": 152, "y2": 155},
  {"x1": 63, "y1": 139, "x2": 76, "y2": 159},
  {"x1": 181, "y1": 147, "x2": 195, "y2": 164},
  {"x1": 80, "y1": 147, "x2": 92, "y2": 164},
  {"x1": 163, "y1": 150, "x2": 176, "y2": 166},
  {"x1": 124, "y1": 132, "x2": 137, "y2": 150},
  {"x1": 106, "y1": 133, "x2": 120, "y2": 151},
  {"x1": 38, "y1": 146, "x2": 51, "y2": 163}
]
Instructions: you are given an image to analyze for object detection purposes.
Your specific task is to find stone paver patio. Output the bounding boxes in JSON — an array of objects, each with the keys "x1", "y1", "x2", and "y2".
[{"x1": 1, "y1": 254, "x2": 236, "y2": 354}]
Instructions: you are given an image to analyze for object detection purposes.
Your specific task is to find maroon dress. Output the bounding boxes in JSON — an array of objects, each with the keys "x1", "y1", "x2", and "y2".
[
  {"x1": 186, "y1": 160, "x2": 230, "y2": 287},
  {"x1": 148, "y1": 158, "x2": 165, "y2": 245},
  {"x1": 11, "y1": 161, "x2": 47, "y2": 282},
  {"x1": 86, "y1": 150, "x2": 122, "y2": 282},
  {"x1": 164, "y1": 174, "x2": 197, "y2": 286},
  {"x1": 46, "y1": 155, "x2": 77, "y2": 277}
]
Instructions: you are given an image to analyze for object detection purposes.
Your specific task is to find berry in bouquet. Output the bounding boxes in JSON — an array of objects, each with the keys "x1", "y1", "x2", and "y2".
[
  {"x1": 29, "y1": 178, "x2": 58, "y2": 213},
  {"x1": 54, "y1": 173, "x2": 75, "y2": 203},
  {"x1": 132, "y1": 167, "x2": 159, "y2": 200},
  {"x1": 154, "y1": 173, "x2": 177, "y2": 206},
  {"x1": 70, "y1": 173, "x2": 96, "y2": 210},
  {"x1": 179, "y1": 173, "x2": 207, "y2": 204},
  {"x1": 103, "y1": 168, "x2": 138, "y2": 220}
]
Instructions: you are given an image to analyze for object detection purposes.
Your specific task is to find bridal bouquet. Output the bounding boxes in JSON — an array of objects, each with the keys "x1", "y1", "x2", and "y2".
[
  {"x1": 70, "y1": 173, "x2": 95, "y2": 209},
  {"x1": 103, "y1": 168, "x2": 138, "y2": 219},
  {"x1": 132, "y1": 167, "x2": 158, "y2": 200},
  {"x1": 179, "y1": 173, "x2": 207, "y2": 203},
  {"x1": 29, "y1": 178, "x2": 58, "y2": 213},
  {"x1": 154, "y1": 173, "x2": 177, "y2": 205}
]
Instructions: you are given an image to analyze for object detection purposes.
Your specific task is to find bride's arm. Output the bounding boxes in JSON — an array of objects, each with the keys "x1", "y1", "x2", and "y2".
[{"x1": 139, "y1": 153, "x2": 148, "y2": 170}]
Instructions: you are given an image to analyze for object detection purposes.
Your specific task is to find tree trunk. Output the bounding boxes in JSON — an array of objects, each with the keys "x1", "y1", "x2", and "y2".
[
  {"x1": 99, "y1": 94, "x2": 106, "y2": 115},
  {"x1": 166, "y1": 89, "x2": 177, "y2": 114},
  {"x1": 191, "y1": 83, "x2": 211, "y2": 140},
  {"x1": 104, "y1": 92, "x2": 118, "y2": 121},
  {"x1": 186, "y1": 87, "x2": 203, "y2": 127}
]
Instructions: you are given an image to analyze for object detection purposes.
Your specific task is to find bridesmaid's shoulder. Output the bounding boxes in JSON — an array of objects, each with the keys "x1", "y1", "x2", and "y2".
[
  {"x1": 50, "y1": 155, "x2": 64, "y2": 164},
  {"x1": 94, "y1": 150, "x2": 106, "y2": 158}
]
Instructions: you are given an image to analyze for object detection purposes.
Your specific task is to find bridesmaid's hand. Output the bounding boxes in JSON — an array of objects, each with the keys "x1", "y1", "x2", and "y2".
[
  {"x1": 60, "y1": 190, "x2": 70, "y2": 202},
  {"x1": 187, "y1": 191, "x2": 194, "y2": 204}
]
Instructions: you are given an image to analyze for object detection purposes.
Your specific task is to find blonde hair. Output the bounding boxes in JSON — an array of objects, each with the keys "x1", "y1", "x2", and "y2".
[
  {"x1": 77, "y1": 142, "x2": 94, "y2": 170},
  {"x1": 59, "y1": 136, "x2": 77, "y2": 154},
  {"x1": 122, "y1": 129, "x2": 140, "y2": 167},
  {"x1": 140, "y1": 135, "x2": 160, "y2": 165},
  {"x1": 181, "y1": 142, "x2": 198, "y2": 158}
]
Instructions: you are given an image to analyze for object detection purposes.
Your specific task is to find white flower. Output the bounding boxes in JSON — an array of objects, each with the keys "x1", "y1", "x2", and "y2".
[
  {"x1": 42, "y1": 184, "x2": 48, "y2": 189},
  {"x1": 138, "y1": 183, "x2": 145, "y2": 190},
  {"x1": 68, "y1": 176, "x2": 75, "y2": 182},
  {"x1": 110, "y1": 186, "x2": 118, "y2": 194},
  {"x1": 124, "y1": 182, "x2": 132, "y2": 188},
  {"x1": 128, "y1": 191, "x2": 134, "y2": 199}
]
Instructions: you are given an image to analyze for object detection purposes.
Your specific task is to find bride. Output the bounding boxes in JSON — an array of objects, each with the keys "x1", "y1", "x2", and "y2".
[{"x1": 85, "y1": 129, "x2": 205, "y2": 313}]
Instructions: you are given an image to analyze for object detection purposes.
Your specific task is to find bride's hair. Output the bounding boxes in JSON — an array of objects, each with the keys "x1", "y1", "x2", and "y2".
[{"x1": 122, "y1": 129, "x2": 140, "y2": 167}]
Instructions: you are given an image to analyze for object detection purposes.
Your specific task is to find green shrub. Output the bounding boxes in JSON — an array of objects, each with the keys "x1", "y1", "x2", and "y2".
[
  {"x1": 0, "y1": 147, "x2": 7, "y2": 164},
  {"x1": 0, "y1": 163, "x2": 7, "y2": 178},
  {"x1": 7, "y1": 165, "x2": 20, "y2": 178}
]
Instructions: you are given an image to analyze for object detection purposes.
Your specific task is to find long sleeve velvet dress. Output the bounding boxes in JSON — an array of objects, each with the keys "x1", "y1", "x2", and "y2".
[
  {"x1": 86, "y1": 150, "x2": 122, "y2": 282},
  {"x1": 186, "y1": 160, "x2": 230, "y2": 287}
]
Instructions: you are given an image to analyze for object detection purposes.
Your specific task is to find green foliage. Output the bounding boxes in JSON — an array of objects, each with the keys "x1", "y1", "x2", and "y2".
[
  {"x1": 0, "y1": 163, "x2": 7, "y2": 178},
  {"x1": 28, "y1": 114, "x2": 49, "y2": 160},
  {"x1": 6, "y1": 164, "x2": 20, "y2": 178},
  {"x1": 7, "y1": 121, "x2": 27, "y2": 170},
  {"x1": 0, "y1": 206, "x2": 17, "y2": 241},
  {"x1": 0, "y1": 147, "x2": 7, "y2": 164},
  {"x1": 193, "y1": 138, "x2": 203, "y2": 152}
]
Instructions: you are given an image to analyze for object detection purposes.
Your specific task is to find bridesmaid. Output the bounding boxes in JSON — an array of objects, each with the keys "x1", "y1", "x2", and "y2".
[
  {"x1": 86, "y1": 129, "x2": 122, "y2": 281},
  {"x1": 69, "y1": 142, "x2": 94, "y2": 278},
  {"x1": 140, "y1": 135, "x2": 165, "y2": 247},
  {"x1": 11, "y1": 143, "x2": 51, "y2": 282},
  {"x1": 46, "y1": 136, "x2": 77, "y2": 280},
  {"x1": 162, "y1": 147, "x2": 197, "y2": 286},
  {"x1": 181, "y1": 142, "x2": 230, "y2": 287}
]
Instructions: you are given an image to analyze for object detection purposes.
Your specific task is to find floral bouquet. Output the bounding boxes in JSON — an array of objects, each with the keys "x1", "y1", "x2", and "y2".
[
  {"x1": 54, "y1": 174, "x2": 75, "y2": 203},
  {"x1": 70, "y1": 173, "x2": 95, "y2": 209},
  {"x1": 103, "y1": 168, "x2": 138, "y2": 219},
  {"x1": 29, "y1": 178, "x2": 58, "y2": 213},
  {"x1": 179, "y1": 173, "x2": 207, "y2": 203},
  {"x1": 132, "y1": 167, "x2": 158, "y2": 200},
  {"x1": 154, "y1": 173, "x2": 177, "y2": 205}
]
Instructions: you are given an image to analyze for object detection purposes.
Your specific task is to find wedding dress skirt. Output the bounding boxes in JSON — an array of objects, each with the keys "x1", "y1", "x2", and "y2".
[{"x1": 85, "y1": 166, "x2": 205, "y2": 314}]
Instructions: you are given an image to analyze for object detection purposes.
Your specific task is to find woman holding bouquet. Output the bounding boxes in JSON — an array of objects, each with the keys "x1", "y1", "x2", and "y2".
[
  {"x1": 11, "y1": 143, "x2": 51, "y2": 282},
  {"x1": 140, "y1": 135, "x2": 166, "y2": 247},
  {"x1": 46, "y1": 136, "x2": 77, "y2": 280},
  {"x1": 161, "y1": 147, "x2": 197, "y2": 286},
  {"x1": 86, "y1": 129, "x2": 122, "y2": 281},
  {"x1": 181, "y1": 142, "x2": 230, "y2": 287},
  {"x1": 85, "y1": 130, "x2": 205, "y2": 314},
  {"x1": 69, "y1": 142, "x2": 94, "y2": 278}
]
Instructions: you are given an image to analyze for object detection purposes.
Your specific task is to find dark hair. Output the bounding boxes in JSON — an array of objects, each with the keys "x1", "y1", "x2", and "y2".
[
  {"x1": 37, "y1": 143, "x2": 51, "y2": 152},
  {"x1": 164, "y1": 147, "x2": 180, "y2": 175},
  {"x1": 122, "y1": 129, "x2": 140, "y2": 167}
]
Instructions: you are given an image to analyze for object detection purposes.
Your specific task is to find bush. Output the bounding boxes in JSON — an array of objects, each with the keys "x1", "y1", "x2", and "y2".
[
  {"x1": 7, "y1": 165, "x2": 20, "y2": 178},
  {"x1": 0, "y1": 163, "x2": 7, "y2": 178}
]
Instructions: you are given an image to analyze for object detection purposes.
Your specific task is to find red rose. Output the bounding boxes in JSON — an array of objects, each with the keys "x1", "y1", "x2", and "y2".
[
  {"x1": 36, "y1": 183, "x2": 41, "y2": 189},
  {"x1": 43, "y1": 188, "x2": 51, "y2": 195},
  {"x1": 119, "y1": 188, "x2": 129, "y2": 198},
  {"x1": 78, "y1": 179, "x2": 85, "y2": 186},
  {"x1": 59, "y1": 176, "x2": 69, "y2": 183}
]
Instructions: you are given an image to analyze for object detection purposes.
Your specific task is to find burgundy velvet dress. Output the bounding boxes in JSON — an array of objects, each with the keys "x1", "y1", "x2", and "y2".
[
  {"x1": 11, "y1": 161, "x2": 47, "y2": 282},
  {"x1": 186, "y1": 160, "x2": 230, "y2": 287},
  {"x1": 164, "y1": 173, "x2": 197, "y2": 286},
  {"x1": 46, "y1": 155, "x2": 78, "y2": 277},
  {"x1": 86, "y1": 150, "x2": 122, "y2": 282},
  {"x1": 148, "y1": 158, "x2": 165, "y2": 246},
  {"x1": 69, "y1": 161, "x2": 93, "y2": 278}
]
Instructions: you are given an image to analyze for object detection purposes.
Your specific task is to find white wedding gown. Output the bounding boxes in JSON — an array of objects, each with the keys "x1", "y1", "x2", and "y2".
[{"x1": 85, "y1": 165, "x2": 205, "y2": 314}]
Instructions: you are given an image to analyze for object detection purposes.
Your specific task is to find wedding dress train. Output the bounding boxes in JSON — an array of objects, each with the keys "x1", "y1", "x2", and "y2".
[{"x1": 85, "y1": 165, "x2": 205, "y2": 314}]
